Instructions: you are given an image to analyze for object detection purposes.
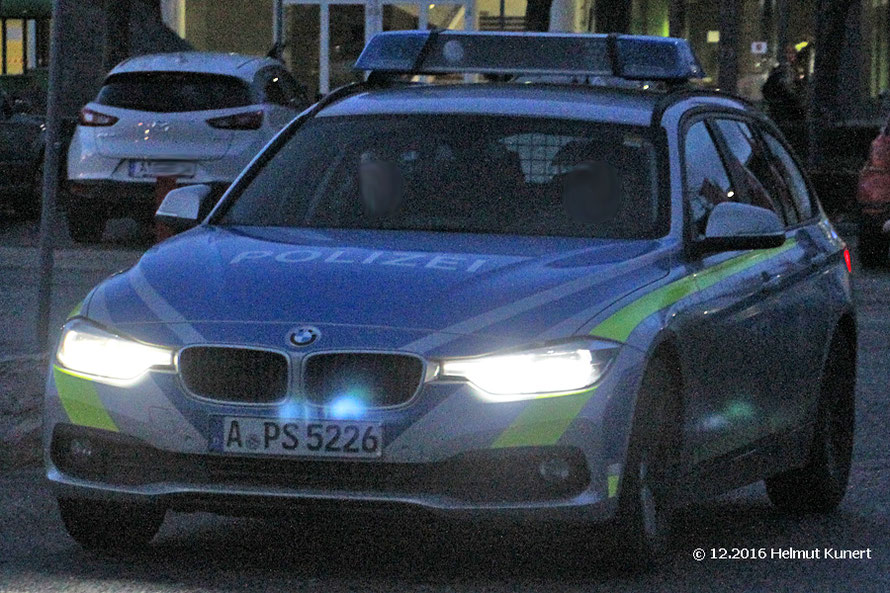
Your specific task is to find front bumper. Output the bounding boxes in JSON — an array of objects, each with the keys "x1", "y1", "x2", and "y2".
[
  {"x1": 47, "y1": 423, "x2": 617, "y2": 523},
  {"x1": 44, "y1": 330, "x2": 649, "y2": 524}
]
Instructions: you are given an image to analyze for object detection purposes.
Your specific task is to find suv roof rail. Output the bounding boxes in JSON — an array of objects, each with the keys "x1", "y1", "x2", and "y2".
[{"x1": 354, "y1": 31, "x2": 705, "y2": 85}]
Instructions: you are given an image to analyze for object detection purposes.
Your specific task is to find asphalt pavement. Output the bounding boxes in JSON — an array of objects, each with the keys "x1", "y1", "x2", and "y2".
[
  {"x1": 0, "y1": 213, "x2": 146, "y2": 354},
  {"x1": 1, "y1": 217, "x2": 889, "y2": 592}
]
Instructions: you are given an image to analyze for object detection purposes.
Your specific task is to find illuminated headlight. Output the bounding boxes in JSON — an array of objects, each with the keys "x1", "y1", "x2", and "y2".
[
  {"x1": 439, "y1": 340, "x2": 619, "y2": 402},
  {"x1": 56, "y1": 318, "x2": 174, "y2": 383}
]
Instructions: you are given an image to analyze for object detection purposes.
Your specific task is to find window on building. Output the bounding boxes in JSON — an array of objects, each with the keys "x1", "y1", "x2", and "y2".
[
  {"x1": 1, "y1": 18, "x2": 50, "y2": 75},
  {"x1": 683, "y1": 120, "x2": 735, "y2": 236}
]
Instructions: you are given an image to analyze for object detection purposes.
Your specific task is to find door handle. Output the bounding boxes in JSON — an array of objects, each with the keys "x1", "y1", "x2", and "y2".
[{"x1": 760, "y1": 270, "x2": 782, "y2": 293}]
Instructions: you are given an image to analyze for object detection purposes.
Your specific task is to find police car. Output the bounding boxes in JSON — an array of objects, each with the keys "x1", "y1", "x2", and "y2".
[{"x1": 45, "y1": 31, "x2": 856, "y2": 566}]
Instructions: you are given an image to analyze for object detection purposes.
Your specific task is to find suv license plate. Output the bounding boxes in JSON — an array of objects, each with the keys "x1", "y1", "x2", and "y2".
[{"x1": 128, "y1": 160, "x2": 196, "y2": 178}]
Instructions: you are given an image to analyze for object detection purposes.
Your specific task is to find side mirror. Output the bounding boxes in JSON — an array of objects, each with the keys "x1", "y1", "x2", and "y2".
[
  {"x1": 155, "y1": 184, "x2": 211, "y2": 232},
  {"x1": 693, "y1": 202, "x2": 786, "y2": 254}
]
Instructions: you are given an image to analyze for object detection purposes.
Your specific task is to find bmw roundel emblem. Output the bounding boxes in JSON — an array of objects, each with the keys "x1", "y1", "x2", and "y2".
[{"x1": 288, "y1": 326, "x2": 320, "y2": 347}]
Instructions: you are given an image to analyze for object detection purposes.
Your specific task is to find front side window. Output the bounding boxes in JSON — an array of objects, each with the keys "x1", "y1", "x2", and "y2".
[
  {"x1": 683, "y1": 121, "x2": 735, "y2": 236},
  {"x1": 218, "y1": 115, "x2": 663, "y2": 240},
  {"x1": 712, "y1": 119, "x2": 796, "y2": 225},
  {"x1": 761, "y1": 132, "x2": 814, "y2": 221}
]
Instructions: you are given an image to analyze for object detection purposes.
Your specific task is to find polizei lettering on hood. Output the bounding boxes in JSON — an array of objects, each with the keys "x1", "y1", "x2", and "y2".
[{"x1": 230, "y1": 248, "x2": 489, "y2": 273}]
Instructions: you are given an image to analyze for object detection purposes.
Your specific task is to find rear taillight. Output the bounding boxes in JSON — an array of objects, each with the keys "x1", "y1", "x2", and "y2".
[
  {"x1": 78, "y1": 108, "x2": 118, "y2": 127},
  {"x1": 206, "y1": 110, "x2": 264, "y2": 130},
  {"x1": 843, "y1": 248, "x2": 853, "y2": 274}
]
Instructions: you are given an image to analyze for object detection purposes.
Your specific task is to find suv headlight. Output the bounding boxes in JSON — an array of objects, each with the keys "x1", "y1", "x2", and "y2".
[
  {"x1": 56, "y1": 318, "x2": 174, "y2": 383},
  {"x1": 438, "y1": 339, "x2": 620, "y2": 402}
]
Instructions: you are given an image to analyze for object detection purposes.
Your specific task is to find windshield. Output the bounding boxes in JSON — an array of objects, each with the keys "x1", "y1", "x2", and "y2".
[
  {"x1": 97, "y1": 72, "x2": 255, "y2": 113},
  {"x1": 218, "y1": 114, "x2": 663, "y2": 239}
]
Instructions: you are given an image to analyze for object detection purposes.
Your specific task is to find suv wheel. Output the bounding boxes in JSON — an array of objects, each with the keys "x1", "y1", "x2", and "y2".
[
  {"x1": 58, "y1": 498, "x2": 166, "y2": 552},
  {"x1": 67, "y1": 203, "x2": 107, "y2": 243},
  {"x1": 765, "y1": 328, "x2": 855, "y2": 513},
  {"x1": 858, "y1": 231, "x2": 888, "y2": 268}
]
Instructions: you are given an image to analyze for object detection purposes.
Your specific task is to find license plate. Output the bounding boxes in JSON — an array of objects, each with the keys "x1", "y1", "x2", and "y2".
[
  {"x1": 219, "y1": 417, "x2": 383, "y2": 459},
  {"x1": 128, "y1": 160, "x2": 196, "y2": 178}
]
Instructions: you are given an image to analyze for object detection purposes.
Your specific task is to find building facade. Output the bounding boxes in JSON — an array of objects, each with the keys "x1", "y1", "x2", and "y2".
[
  {"x1": 158, "y1": 0, "x2": 889, "y2": 119},
  {"x1": 0, "y1": 0, "x2": 885, "y2": 120}
]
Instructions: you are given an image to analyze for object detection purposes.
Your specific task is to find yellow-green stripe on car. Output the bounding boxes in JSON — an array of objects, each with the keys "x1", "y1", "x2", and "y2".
[
  {"x1": 592, "y1": 239, "x2": 797, "y2": 342},
  {"x1": 68, "y1": 301, "x2": 83, "y2": 319},
  {"x1": 489, "y1": 239, "x2": 797, "y2": 450},
  {"x1": 53, "y1": 365, "x2": 118, "y2": 432},
  {"x1": 490, "y1": 388, "x2": 597, "y2": 448}
]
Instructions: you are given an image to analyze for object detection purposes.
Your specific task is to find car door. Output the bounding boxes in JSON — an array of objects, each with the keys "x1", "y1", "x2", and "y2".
[
  {"x1": 677, "y1": 118, "x2": 778, "y2": 465},
  {"x1": 711, "y1": 117, "x2": 834, "y2": 437},
  {"x1": 757, "y1": 126, "x2": 837, "y2": 433}
]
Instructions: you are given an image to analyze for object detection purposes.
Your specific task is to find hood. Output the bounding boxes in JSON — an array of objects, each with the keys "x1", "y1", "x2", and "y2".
[{"x1": 87, "y1": 226, "x2": 671, "y2": 355}]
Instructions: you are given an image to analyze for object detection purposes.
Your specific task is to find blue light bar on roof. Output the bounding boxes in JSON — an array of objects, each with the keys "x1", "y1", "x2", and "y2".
[{"x1": 354, "y1": 31, "x2": 705, "y2": 82}]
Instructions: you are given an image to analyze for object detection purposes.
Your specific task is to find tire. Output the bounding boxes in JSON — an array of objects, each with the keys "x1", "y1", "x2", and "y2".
[
  {"x1": 765, "y1": 328, "x2": 856, "y2": 513},
  {"x1": 67, "y1": 203, "x2": 107, "y2": 243},
  {"x1": 612, "y1": 354, "x2": 683, "y2": 569},
  {"x1": 858, "y1": 231, "x2": 888, "y2": 269},
  {"x1": 58, "y1": 498, "x2": 165, "y2": 552}
]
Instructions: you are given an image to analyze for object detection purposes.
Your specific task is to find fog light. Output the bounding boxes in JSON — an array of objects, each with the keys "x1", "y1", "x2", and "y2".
[{"x1": 538, "y1": 457, "x2": 572, "y2": 483}]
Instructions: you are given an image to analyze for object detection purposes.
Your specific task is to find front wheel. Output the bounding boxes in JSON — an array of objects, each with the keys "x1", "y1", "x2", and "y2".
[
  {"x1": 612, "y1": 354, "x2": 682, "y2": 569},
  {"x1": 58, "y1": 498, "x2": 166, "y2": 552},
  {"x1": 765, "y1": 328, "x2": 856, "y2": 513}
]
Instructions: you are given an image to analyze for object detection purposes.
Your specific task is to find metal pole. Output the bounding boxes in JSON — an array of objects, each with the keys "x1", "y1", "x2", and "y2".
[
  {"x1": 273, "y1": 0, "x2": 284, "y2": 56},
  {"x1": 776, "y1": 0, "x2": 789, "y2": 67},
  {"x1": 36, "y1": 0, "x2": 69, "y2": 352},
  {"x1": 717, "y1": 0, "x2": 740, "y2": 93},
  {"x1": 102, "y1": 0, "x2": 130, "y2": 71},
  {"x1": 320, "y1": 1, "x2": 330, "y2": 94},
  {"x1": 419, "y1": 2, "x2": 429, "y2": 30}
]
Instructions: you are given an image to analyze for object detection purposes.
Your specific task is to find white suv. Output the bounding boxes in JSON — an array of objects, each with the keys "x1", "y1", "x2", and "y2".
[{"x1": 66, "y1": 52, "x2": 308, "y2": 242}]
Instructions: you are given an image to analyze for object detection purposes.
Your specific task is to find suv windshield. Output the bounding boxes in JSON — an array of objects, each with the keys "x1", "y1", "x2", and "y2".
[
  {"x1": 97, "y1": 72, "x2": 254, "y2": 113},
  {"x1": 219, "y1": 114, "x2": 662, "y2": 239}
]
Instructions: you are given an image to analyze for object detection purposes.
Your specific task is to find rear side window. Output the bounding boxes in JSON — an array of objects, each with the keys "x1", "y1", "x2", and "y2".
[
  {"x1": 96, "y1": 72, "x2": 255, "y2": 113},
  {"x1": 683, "y1": 121, "x2": 734, "y2": 236},
  {"x1": 712, "y1": 119, "x2": 796, "y2": 225},
  {"x1": 761, "y1": 132, "x2": 814, "y2": 221}
]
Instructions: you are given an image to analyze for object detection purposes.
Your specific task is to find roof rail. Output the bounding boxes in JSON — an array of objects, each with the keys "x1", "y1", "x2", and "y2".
[{"x1": 354, "y1": 31, "x2": 705, "y2": 84}]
